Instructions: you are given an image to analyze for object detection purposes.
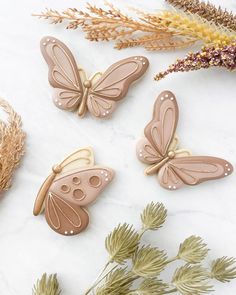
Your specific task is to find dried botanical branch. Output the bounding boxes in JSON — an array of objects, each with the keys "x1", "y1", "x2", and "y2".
[
  {"x1": 34, "y1": 203, "x2": 236, "y2": 295},
  {"x1": 34, "y1": 2, "x2": 236, "y2": 51},
  {"x1": 0, "y1": 98, "x2": 25, "y2": 191},
  {"x1": 33, "y1": 274, "x2": 61, "y2": 295},
  {"x1": 166, "y1": 0, "x2": 236, "y2": 32},
  {"x1": 155, "y1": 42, "x2": 236, "y2": 80}
]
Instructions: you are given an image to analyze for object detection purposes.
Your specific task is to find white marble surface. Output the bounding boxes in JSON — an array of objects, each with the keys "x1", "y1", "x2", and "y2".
[{"x1": 0, "y1": 0, "x2": 236, "y2": 294}]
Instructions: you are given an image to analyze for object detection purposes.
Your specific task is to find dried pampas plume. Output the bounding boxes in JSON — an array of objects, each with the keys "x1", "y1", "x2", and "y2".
[{"x1": 0, "y1": 98, "x2": 25, "y2": 191}]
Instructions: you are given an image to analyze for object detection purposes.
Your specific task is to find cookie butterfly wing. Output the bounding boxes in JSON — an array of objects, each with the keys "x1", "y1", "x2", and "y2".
[
  {"x1": 87, "y1": 56, "x2": 149, "y2": 118},
  {"x1": 59, "y1": 147, "x2": 95, "y2": 173},
  {"x1": 33, "y1": 148, "x2": 95, "y2": 216},
  {"x1": 40, "y1": 36, "x2": 84, "y2": 111},
  {"x1": 49, "y1": 167, "x2": 114, "y2": 207},
  {"x1": 45, "y1": 192, "x2": 89, "y2": 236},
  {"x1": 137, "y1": 91, "x2": 179, "y2": 164},
  {"x1": 145, "y1": 91, "x2": 179, "y2": 156},
  {"x1": 158, "y1": 156, "x2": 233, "y2": 190},
  {"x1": 137, "y1": 136, "x2": 180, "y2": 166}
]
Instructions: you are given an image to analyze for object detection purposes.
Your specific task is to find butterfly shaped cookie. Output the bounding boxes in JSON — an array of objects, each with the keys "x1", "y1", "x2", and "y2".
[
  {"x1": 137, "y1": 91, "x2": 233, "y2": 190},
  {"x1": 33, "y1": 147, "x2": 114, "y2": 236},
  {"x1": 40, "y1": 36, "x2": 149, "y2": 118}
]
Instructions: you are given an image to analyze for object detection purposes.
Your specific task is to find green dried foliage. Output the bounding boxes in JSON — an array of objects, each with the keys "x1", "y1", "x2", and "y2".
[
  {"x1": 211, "y1": 257, "x2": 236, "y2": 283},
  {"x1": 172, "y1": 264, "x2": 213, "y2": 295},
  {"x1": 105, "y1": 223, "x2": 139, "y2": 264},
  {"x1": 32, "y1": 274, "x2": 61, "y2": 295},
  {"x1": 96, "y1": 268, "x2": 134, "y2": 295},
  {"x1": 132, "y1": 246, "x2": 167, "y2": 278},
  {"x1": 141, "y1": 202, "x2": 167, "y2": 231},
  {"x1": 34, "y1": 202, "x2": 236, "y2": 295},
  {"x1": 178, "y1": 236, "x2": 209, "y2": 263},
  {"x1": 134, "y1": 278, "x2": 169, "y2": 294}
]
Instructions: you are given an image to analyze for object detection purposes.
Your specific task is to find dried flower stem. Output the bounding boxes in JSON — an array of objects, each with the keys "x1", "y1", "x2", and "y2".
[
  {"x1": 0, "y1": 98, "x2": 25, "y2": 191},
  {"x1": 166, "y1": 0, "x2": 236, "y2": 32},
  {"x1": 155, "y1": 42, "x2": 236, "y2": 80}
]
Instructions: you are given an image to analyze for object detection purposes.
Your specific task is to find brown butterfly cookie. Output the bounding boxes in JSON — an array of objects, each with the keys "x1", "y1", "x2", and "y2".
[
  {"x1": 137, "y1": 91, "x2": 233, "y2": 190},
  {"x1": 40, "y1": 36, "x2": 149, "y2": 118},
  {"x1": 33, "y1": 147, "x2": 114, "y2": 236}
]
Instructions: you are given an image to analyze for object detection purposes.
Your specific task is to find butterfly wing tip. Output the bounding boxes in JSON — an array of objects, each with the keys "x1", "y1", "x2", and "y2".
[{"x1": 109, "y1": 169, "x2": 115, "y2": 180}]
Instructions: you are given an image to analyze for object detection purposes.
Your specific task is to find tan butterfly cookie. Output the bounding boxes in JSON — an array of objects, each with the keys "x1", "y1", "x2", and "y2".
[
  {"x1": 137, "y1": 91, "x2": 233, "y2": 190},
  {"x1": 40, "y1": 36, "x2": 149, "y2": 118},
  {"x1": 33, "y1": 148, "x2": 114, "y2": 236}
]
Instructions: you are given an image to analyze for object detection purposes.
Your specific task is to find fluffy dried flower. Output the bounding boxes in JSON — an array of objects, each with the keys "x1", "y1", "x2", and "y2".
[
  {"x1": 32, "y1": 274, "x2": 61, "y2": 295},
  {"x1": 178, "y1": 236, "x2": 209, "y2": 264},
  {"x1": 141, "y1": 202, "x2": 167, "y2": 231},
  {"x1": 105, "y1": 223, "x2": 139, "y2": 264},
  {"x1": 96, "y1": 268, "x2": 133, "y2": 295},
  {"x1": 211, "y1": 257, "x2": 236, "y2": 283},
  {"x1": 132, "y1": 246, "x2": 167, "y2": 278},
  {"x1": 0, "y1": 98, "x2": 25, "y2": 191},
  {"x1": 172, "y1": 264, "x2": 213, "y2": 295},
  {"x1": 134, "y1": 278, "x2": 169, "y2": 294}
]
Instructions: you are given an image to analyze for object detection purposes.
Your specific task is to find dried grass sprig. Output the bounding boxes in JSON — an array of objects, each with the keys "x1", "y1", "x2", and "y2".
[
  {"x1": 155, "y1": 42, "x2": 236, "y2": 80},
  {"x1": 0, "y1": 98, "x2": 25, "y2": 191},
  {"x1": 166, "y1": 0, "x2": 236, "y2": 32},
  {"x1": 32, "y1": 274, "x2": 61, "y2": 295}
]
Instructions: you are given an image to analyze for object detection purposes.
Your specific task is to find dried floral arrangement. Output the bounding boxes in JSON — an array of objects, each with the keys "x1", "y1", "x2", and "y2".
[
  {"x1": 33, "y1": 202, "x2": 236, "y2": 295},
  {"x1": 34, "y1": 1, "x2": 236, "y2": 79},
  {"x1": 0, "y1": 98, "x2": 25, "y2": 192}
]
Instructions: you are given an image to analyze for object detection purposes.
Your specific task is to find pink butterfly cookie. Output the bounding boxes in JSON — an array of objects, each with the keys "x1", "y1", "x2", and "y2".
[
  {"x1": 41, "y1": 36, "x2": 149, "y2": 118},
  {"x1": 33, "y1": 148, "x2": 114, "y2": 236},
  {"x1": 137, "y1": 91, "x2": 233, "y2": 190}
]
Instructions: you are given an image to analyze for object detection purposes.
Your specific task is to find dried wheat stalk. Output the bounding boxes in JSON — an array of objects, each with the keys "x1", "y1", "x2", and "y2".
[{"x1": 0, "y1": 98, "x2": 25, "y2": 191}]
